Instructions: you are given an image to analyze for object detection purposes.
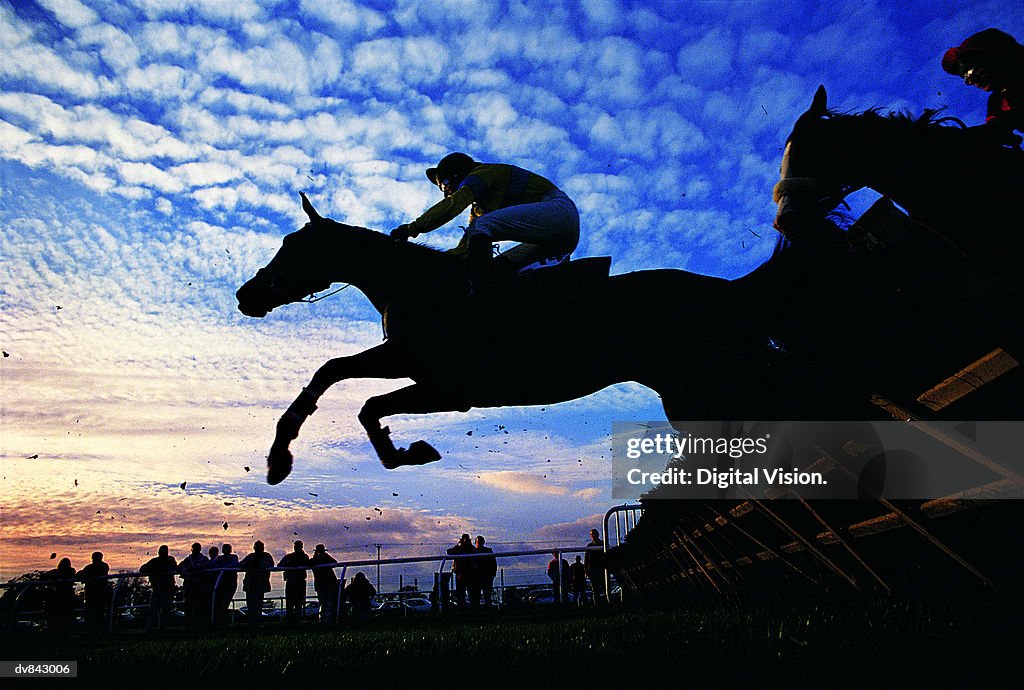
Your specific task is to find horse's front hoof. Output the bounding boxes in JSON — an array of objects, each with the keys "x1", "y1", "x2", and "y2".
[
  {"x1": 380, "y1": 440, "x2": 442, "y2": 470},
  {"x1": 407, "y1": 440, "x2": 442, "y2": 466},
  {"x1": 267, "y1": 444, "x2": 293, "y2": 485}
]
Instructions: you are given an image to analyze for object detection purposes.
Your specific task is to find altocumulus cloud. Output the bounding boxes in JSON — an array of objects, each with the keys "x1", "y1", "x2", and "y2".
[{"x1": 2, "y1": 0, "x2": 1022, "y2": 580}]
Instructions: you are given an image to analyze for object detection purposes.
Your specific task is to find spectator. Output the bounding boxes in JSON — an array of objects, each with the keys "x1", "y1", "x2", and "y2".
[
  {"x1": 309, "y1": 544, "x2": 340, "y2": 624},
  {"x1": 203, "y1": 546, "x2": 220, "y2": 615},
  {"x1": 474, "y1": 536, "x2": 497, "y2": 609},
  {"x1": 345, "y1": 571, "x2": 376, "y2": 622},
  {"x1": 179, "y1": 542, "x2": 211, "y2": 630},
  {"x1": 570, "y1": 555, "x2": 587, "y2": 607},
  {"x1": 140, "y1": 545, "x2": 177, "y2": 632},
  {"x1": 585, "y1": 528, "x2": 606, "y2": 605},
  {"x1": 210, "y1": 543, "x2": 239, "y2": 627},
  {"x1": 547, "y1": 553, "x2": 571, "y2": 602},
  {"x1": 43, "y1": 557, "x2": 76, "y2": 637},
  {"x1": 446, "y1": 534, "x2": 476, "y2": 608},
  {"x1": 78, "y1": 551, "x2": 112, "y2": 634},
  {"x1": 278, "y1": 540, "x2": 310, "y2": 625},
  {"x1": 238, "y1": 541, "x2": 274, "y2": 626}
]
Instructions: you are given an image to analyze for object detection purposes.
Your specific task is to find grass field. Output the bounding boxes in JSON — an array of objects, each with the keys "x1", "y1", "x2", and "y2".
[{"x1": 6, "y1": 592, "x2": 1017, "y2": 685}]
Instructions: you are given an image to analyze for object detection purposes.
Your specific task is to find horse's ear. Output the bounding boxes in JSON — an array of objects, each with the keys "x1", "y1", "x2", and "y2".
[
  {"x1": 811, "y1": 85, "x2": 827, "y2": 116},
  {"x1": 300, "y1": 192, "x2": 323, "y2": 223}
]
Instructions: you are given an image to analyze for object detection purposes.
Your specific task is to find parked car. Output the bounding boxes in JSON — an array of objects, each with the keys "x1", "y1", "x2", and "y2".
[
  {"x1": 402, "y1": 597, "x2": 433, "y2": 613},
  {"x1": 238, "y1": 602, "x2": 282, "y2": 620},
  {"x1": 525, "y1": 588, "x2": 556, "y2": 605},
  {"x1": 371, "y1": 601, "x2": 406, "y2": 617},
  {"x1": 372, "y1": 597, "x2": 433, "y2": 617}
]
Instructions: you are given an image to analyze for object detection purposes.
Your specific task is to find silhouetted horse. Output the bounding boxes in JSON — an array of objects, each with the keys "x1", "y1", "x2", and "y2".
[
  {"x1": 774, "y1": 85, "x2": 1024, "y2": 294},
  {"x1": 237, "y1": 195, "x2": 889, "y2": 484}
]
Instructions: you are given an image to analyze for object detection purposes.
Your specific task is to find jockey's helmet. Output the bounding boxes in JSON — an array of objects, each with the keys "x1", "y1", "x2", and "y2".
[
  {"x1": 426, "y1": 152, "x2": 477, "y2": 189},
  {"x1": 942, "y1": 28, "x2": 1022, "y2": 76}
]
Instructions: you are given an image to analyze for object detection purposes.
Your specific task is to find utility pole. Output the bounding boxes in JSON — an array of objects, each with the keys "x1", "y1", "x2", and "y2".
[{"x1": 374, "y1": 543, "x2": 382, "y2": 592}]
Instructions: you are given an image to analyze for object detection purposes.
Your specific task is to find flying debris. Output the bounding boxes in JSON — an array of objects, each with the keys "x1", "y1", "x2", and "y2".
[
  {"x1": 223, "y1": 522, "x2": 229, "y2": 530},
  {"x1": 244, "y1": 466, "x2": 251, "y2": 472},
  {"x1": 466, "y1": 431, "x2": 473, "y2": 436},
  {"x1": 392, "y1": 493, "x2": 399, "y2": 497},
  {"x1": 50, "y1": 553, "x2": 57, "y2": 559},
  {"x1": 2, "y1": 351, "x2": 9, "y2": 357},
  {"x1": 179, "y1": 482, "x2": 187, "y2": 490},
  {"x1": 309, "y1": 493, "x2": 318, "y2": 497},
  {"x1": 27, "y1": 454, "x2": 38, "y2": 459},
  {"x1": 224, "y1": 502, "x2": 234, "y2": 506}
]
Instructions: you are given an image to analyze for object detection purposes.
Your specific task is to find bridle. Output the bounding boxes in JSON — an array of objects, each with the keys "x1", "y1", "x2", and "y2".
[{"x1": 302, "y1": 283, "x2": 351, "y2": 303}]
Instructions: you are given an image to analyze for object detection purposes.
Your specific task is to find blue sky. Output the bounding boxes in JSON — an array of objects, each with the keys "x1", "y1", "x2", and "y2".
[{"x1": 1, "y1": 0, "x2": 1021, "y2": 582}]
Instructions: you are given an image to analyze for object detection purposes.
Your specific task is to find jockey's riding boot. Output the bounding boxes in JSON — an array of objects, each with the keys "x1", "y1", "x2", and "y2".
[{"x1": 467, "y1": 233, "x2": 493, "y2": 296}]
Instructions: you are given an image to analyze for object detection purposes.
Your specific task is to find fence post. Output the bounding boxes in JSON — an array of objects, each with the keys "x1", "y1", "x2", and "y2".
[
  {"x1": 7, "y1": 583, "x2": 31, "y2": 634},
  {"x1": 210, "y1": 571, "x2": 222, "y2": 627},
  {"x1": 338, "y1": 566, "x2": 348, "y2": 621},
  {"x1": 556, "y1": 551, "x2": 564, "y2": 604},
  {"x1": 109, "y1": 576, "x2": 124, "y2": 634},
  {"x1": 432, "y1": 572, "x2": 440, "y2": 614}
]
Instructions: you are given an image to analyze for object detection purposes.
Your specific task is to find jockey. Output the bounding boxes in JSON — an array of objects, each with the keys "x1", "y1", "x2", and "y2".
[
  {"x1": 391, "y1": 152, "x2": 580, "y2": 292},
  {"x1": 942, "y1": 28, "x2": 1024, "y2": 141}
]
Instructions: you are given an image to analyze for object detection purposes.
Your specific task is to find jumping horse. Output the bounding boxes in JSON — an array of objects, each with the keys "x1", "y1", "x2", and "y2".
[{"x1": 236, "y1": 194, "x2": 898, "y2": 484}]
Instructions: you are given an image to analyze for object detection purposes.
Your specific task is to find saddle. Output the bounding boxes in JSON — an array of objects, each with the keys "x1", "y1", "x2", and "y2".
[
  {"x1": 487, "y1": 256, "x2": 612, "y2": 307},
  {"x1": 382, "y1": 256, "x2": 612, "y2": 341}
]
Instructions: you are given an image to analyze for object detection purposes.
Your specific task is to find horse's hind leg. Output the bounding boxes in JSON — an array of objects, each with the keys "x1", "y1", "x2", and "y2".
[
  {"x1": 357, "y1": 383, "x2": 469, "y2": 469},
  {"x1": 268, "y1": 342, "x2": 407, "y2": 485}
]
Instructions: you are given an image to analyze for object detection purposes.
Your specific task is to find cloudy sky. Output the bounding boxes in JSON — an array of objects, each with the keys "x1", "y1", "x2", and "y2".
[{"x1": 1, "y1": 0, "x2": 1020, "y2": 585}]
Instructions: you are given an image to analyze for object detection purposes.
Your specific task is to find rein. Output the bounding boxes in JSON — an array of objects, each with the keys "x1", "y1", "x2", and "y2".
[{"x1": 302, "y1": 283, "x2": 351, "y2": 303}]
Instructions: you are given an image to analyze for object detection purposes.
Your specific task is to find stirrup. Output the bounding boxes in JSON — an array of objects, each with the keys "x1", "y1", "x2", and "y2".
[{"x1": 515, "y1": 253, "x2": 570, "y2": 275}]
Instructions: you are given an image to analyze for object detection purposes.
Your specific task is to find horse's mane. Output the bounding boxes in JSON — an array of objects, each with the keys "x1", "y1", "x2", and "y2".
[
  {"x1": 825, "y1": 105, "x2": 967, "y2": 131},
  {"x1": 816, "y1": 105, "x2": 1024, "y2": 169}
]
